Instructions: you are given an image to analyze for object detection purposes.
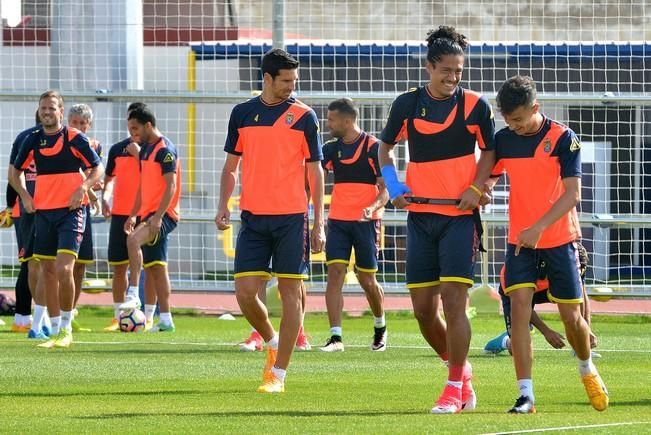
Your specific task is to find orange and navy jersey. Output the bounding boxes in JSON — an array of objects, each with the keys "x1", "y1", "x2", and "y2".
[
  {"x1": 322, "y1": 132, "x2": 383, "y2": 221},
  {"x1": 84, "y1": 138, "x2": 103, "y2": 168},
  {"x1": 380, "y1": 86, "x2": 495, "y2": 216},
  {"x1": 499, "y1": 265, "x2": 548, "y2": 293},
  {"x1": 139, "y1": 136, "x2": 181, "y2": 221},
  {"x1": 492, "y1": 117, "x2": 582, "y2": 249},
  {"x1": 225, "y1": 96, "x2": 322, "y2": 215},
  {"x1": 105, "y1": 138, "x2": 141, "y2": 216},
  {"x1": 13, "y1": 126, "x2": 100, "y2": 211},
  {"x1": 9, "y1": 125, "x2": 40, "y2": 202}
]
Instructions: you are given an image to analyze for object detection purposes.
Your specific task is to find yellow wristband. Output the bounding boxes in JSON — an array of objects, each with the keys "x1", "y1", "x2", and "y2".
[{"x1": 469, "y1": 184, "x2": 483, "y2": 197}]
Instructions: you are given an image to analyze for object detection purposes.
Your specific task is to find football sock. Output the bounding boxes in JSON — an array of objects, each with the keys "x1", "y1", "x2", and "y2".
[
  {"x1": 50, "y1": 316, "x2": 61, "y2": 335},
  {"x1": 60, "y1": 310, "x2": 73, "y2": 332},
  {"x1": 578, "y1": 356, "x2": 596, "y2": 376},
  {"x1": 32, "y1": 304, "x2": 47, "y2": 333},
  {"x1": 330, "y1": 326, "x2": 342, "y2": 338},
  {"x1": 267, "y1": 334, "x2": 279, "y2": 350},
  {"x1": 271, "y1": 366, "x2": 286, "y2": 382},
  {"x1": 144, "y1": 304, "x2": 157, "y2": 321},
  {"x1": 518, "y1": 379, "x2": 535, "y2": 402},
  {"x1": 159, "y1": 312, "x2": 173, "y2": 326},
  {"x1": 113, "y1": 304, "x2": 121, "y2": 320},
  {"x1": 374, "y1": 314, "x2": 386, "y2": 328}
]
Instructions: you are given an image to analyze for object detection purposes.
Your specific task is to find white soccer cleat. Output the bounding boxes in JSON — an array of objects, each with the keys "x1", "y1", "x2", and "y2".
[
  {"x1": 118, "y1": 295, "x2": 142, "y2": 311},
  {"x1": 319, "y1": 336, "x2": 344, "y2": 352}
]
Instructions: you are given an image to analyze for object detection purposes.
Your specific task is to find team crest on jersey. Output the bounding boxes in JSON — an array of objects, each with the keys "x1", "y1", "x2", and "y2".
[
  {"x1": 163, "y1": 152, "x2": 174, "y2": 163},
  {"x1": 285, "y1": 112, "x2": 294, "y2": 125},
  {"x1": 569, "y1": 137, "x2": 581, "y2": 152},
  {"x1": 543, "y1": 138, "x2": 552, "y2": 153},
  {"x1": 39, "y1": 139, "x2": 47, "y2": 147},
  {"x1": 254, "y1": 114, "x2": 259, "y2": 122}
]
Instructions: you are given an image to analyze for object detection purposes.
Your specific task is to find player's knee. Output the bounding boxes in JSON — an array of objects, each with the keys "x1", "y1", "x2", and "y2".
[
  {"x1": 413, "y1": 305, "x2": 435, "y2": 324},
  {"x1": 55, "y1": 262, "x2": 74, "y2": 281},
  {"x1": 327, "y1": 264, "x2": 347, "y2": 280},
  {"x1": 357, "y1": 273, "x2": 377, "y2": 292},
  {"x1": 560, "y1": 307, "x2": 584, "y2": 330}
]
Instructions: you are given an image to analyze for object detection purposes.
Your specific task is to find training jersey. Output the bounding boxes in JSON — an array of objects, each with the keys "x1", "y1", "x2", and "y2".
[
  {"x1": 492, "y1": 117, "x2": 582, "y2": 249},
  {"x1": 380, "y1": 86, "x2": 495, "y2": 216},
  {"x1": 224, "y1": 95, "x2": 322, "y2": 215},
  {"x1": 322, "y1": 131, "x2": 383, "y2": 221},
  {"x1": 139, "y1": 136, "x2": 181, "y2": 221},
  {"x1": 105, "y1": 138, "x2": 141, "y2": 216},
  {"x1": 9, "y1": 125, "x2": 41, "y2": 217},
  {"x1": 13, "y1": 126, "x2": 100, "y2": 211}
]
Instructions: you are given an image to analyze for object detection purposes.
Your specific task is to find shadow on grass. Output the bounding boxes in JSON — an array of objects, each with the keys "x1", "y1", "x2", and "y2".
[
  {"x1": 0, "y1": 388, "x2": 248, "y2": 398},
  {"x1": 75, "y1": 409, "x2": 429, "y2": 419}
]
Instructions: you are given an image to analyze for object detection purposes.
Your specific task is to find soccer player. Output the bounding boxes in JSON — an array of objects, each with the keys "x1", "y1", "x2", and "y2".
[
  {"x1": 119, "y1": 106, "x2": 180, "y2": 334},
  {"x1": 101, "y1": 102, "x2": 148, "y2": 331},
  {"x1": 319, "y1": 98, "x2": 389, "y2": 352},
  {"x1": 484, "y1": 242, "x2": 599, "y2": 355},
  {"x1": 378, "y1": 26, "x2": 496, "y2": 413},
  {"x1": 11, "y1": 90, "x2": 103, "y2": 348},
  {"x1": 215, "y1": 48, "x2": 325, "y2": 393},
  {"x1": 492, "y1": 75, "x2": 608, "y2": 413},
  {"x1": 5, "y1": 111, "x2": 42, "y2": 335},
  {"x1": 67, "y1": 103, "x2": 103, "y2": 331}
]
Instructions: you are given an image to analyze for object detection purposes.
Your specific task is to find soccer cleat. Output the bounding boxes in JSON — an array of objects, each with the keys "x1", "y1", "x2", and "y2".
[
  {"x1": 11, "y1": 323, "x2": 31, "y2": 333},
  {"x1": 37, "y1": 338, "x2": 57, "y2": 348},
  {"x1": 581, "y1": 372, "x2": 609, "y2": 411},
  {"x1": 145, "y1": 319, "x2": 154, "y2": 331},
  {"x1": 71, "y1": 319, "x2": 91, "y2": 332},
  {"x1": 295, "y1": 330, "x2": 312, "y2": 351},
  {"x1": 27, "y1": 329, "x2": 49, "y2": 340},
  {"x1": 508, "y1": 395, "x2": 536, "y2": 414},
  {"x1": 461, "y1": 366, "x2": 477, "y2": 411},
  {"x1": 148, "y1": 323, "x2": 176, "y2": 333},
  {"x1": 371, "y1": 326, "x2": 387, "y2": 351},
  {"x1": 319, "y1": 335, "x2": 344, "y2": 352},
  {"x1": 53, "y1": 329, "x2": 73, "y2": 348},
  {"x1": 257, "y1": 373, "x2": 285, "y2": 393},
  {"x1": 103, "y1": 319, "x2": 120, "y2": 332},
  {"x1": 484, "y1": 331, "x2": 509, "y2": 354},
  {"x1": 262, "y1": 346, "x2": 278, "y2": 382},
  {"x1": 430, "y1": 384, "x2": 463, "y2": 414},
  {"x1": 240, "y1": 330, "x2": 264, "y2": 352},
  {"x1": 118, "y1": 295, "x2": 142, "y2": 311}
]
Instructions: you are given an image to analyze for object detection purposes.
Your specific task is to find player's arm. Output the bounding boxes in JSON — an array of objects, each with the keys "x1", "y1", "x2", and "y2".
[
  {"x1": 10, "y1": 139, "x2": 35, "y2": 213},
  {"x1": 516, "y1": 131, "x2": 581, "y2": 254},
  {"x1": 215, "y1": 153, "x2": 240, "y2": 231},
  {"x1": 101, "y1": 175, "x2": 115, "y2": 218},
  {"x1": 362, "y1": 177, "x2": 389, "y2": 221},
  {"x1": 530, "y1": 310, "x2": 566, "y2": 349},
  {"x1": 306, "y1": 160, "x2": 325, "y2": 253},
  {"x1": 459, "y1": 96, "x2": 497, "y2": 211},
  {"x1": 379, "y1": 95, "x2": 411, "y2": 209}
]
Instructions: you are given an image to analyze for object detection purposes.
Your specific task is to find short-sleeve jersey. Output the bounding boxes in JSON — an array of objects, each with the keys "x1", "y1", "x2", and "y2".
[
  {"x1": 492, "y1": 117, "x2": 582, "y2": 248},
  {"x1": 105, "y1": 138, "x2": 141, "y2": 216},
  {"x1": 224, "y1": 96, "x2": 323, "y2": 215},
  {"x1": 322, "y1": 131, "x2": 383, "y2": 221},
  {"x1": 380, "y1": 86, "x2": 495, "y2": 216},
  {"x1": 9, "y1": 125, "x2": 41, "y2": 217},
  {"x1": 139, "y1": 136, "x2": 181, "y2": 221},
  {"x1": 13, "y1": 126, "x2": 100, "y2": 210}
]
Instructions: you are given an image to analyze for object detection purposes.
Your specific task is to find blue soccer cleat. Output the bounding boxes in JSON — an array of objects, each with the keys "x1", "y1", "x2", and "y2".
[
  {"x1": 27, "y1": 329, "x2": 49, "y2": 340},
  {"x1": 484, "y1": 331, "x2": 509, "y2": 354}
]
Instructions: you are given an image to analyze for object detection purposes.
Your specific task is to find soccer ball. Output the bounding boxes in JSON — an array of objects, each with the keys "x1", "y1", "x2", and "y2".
[{"x1": 119, "y1": 309, "x2": 146, "y2": 332}]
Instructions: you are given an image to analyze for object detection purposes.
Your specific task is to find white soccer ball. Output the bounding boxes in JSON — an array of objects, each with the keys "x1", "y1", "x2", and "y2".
[{"x1": 119, "y1": 309, "x2": 146, "y2": 332}]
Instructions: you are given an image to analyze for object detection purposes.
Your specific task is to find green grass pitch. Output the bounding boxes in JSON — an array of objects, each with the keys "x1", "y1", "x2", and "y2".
[{"x1": 1, "y1": 308, "x2": 650, "y2": 434}]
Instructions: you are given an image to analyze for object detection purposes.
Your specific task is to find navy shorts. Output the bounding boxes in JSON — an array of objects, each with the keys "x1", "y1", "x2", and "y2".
[
  {"x1": 108, "y1": 214, "x2": 130, "y2": 265},
  {"x1": 504, "y1": 241, "x2": 583, "y2": 303},
  {"x1": 406, "y1": 212, "x2": 478, "y2": 289},
  {"x1": 77, "y1": 205, "x2": 94, "y2": 264},
  {"x1": 34, "y1": 207, "x2": 86, "y2": 259},
  {"x1": 234, "y1": 211, "x2": 309, "y2": 279},
  {"x1": 326, "y1": 219, "x2": 380, "y2": 272},
  {"x1": 141, "y1": 213, "x2": 177, "y2": 268},
  {"x1": 14, "y1": 212, "x2": 36, "y2": 262}
]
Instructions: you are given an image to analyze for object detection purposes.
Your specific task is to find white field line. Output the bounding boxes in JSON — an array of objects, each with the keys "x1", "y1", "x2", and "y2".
[{"x1": 480, "y1": 421, "x2": 651, "y2": 435}]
